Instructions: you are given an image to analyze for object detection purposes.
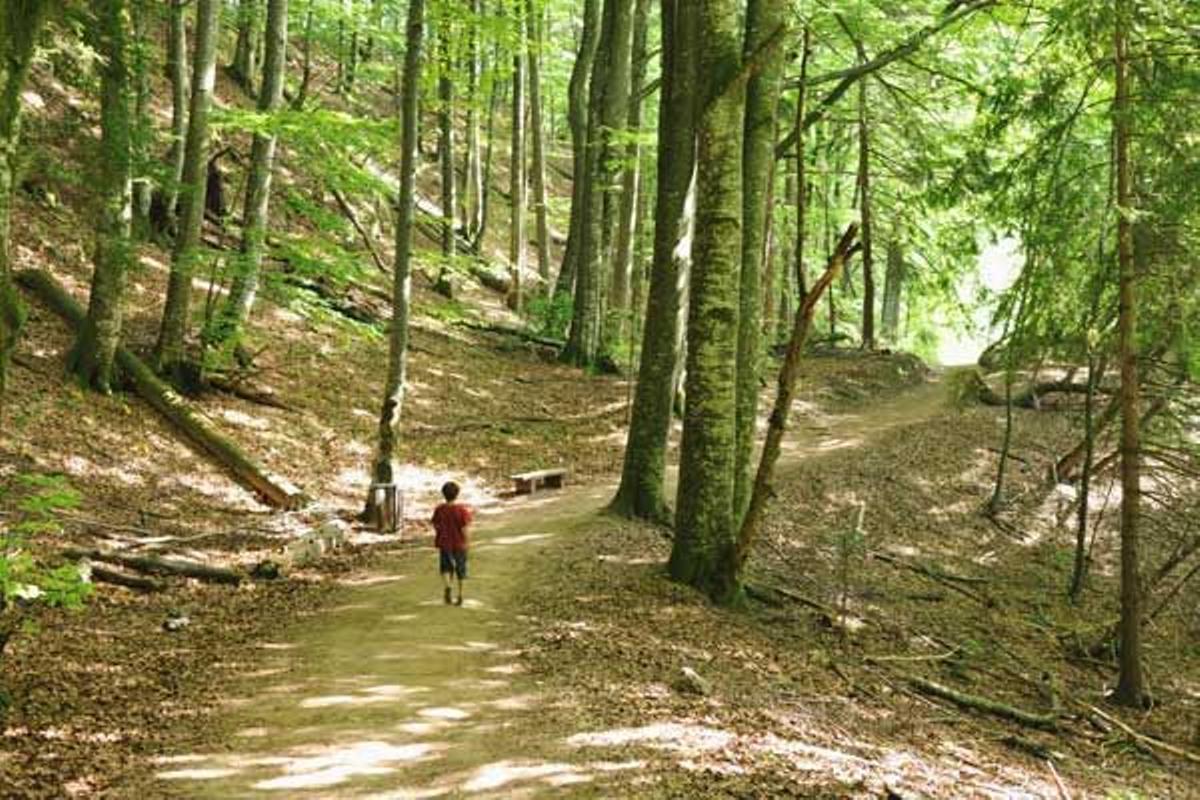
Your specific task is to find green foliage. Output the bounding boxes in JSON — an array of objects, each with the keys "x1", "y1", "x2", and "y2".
[
  {"x1": 0, "y1": 474, "x2": 90, "y2": 611},
  {"x1": 525, "y1": 292, "x2": 572, "y2": 339}
]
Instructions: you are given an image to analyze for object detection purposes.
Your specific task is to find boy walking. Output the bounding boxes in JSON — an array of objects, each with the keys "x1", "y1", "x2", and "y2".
[{"x1": 431, "y1": 481, "x2": 473, "y2": 606}]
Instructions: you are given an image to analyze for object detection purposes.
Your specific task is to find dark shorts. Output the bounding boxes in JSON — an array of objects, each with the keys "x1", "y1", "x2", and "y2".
[{"x1": 439, "y1": 549, "x2": 468, "y2": 579}]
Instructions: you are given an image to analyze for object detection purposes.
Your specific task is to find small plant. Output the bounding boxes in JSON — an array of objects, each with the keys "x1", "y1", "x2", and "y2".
[{"x1": 525, "y1": 292, "x2": 573, "y2": 340}]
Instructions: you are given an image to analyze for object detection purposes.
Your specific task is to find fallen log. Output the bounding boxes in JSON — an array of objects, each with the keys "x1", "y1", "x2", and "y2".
[
  {"x1": 65, "y1": 547, "x2": 242, "y2": 586},
  {"x1": 87, "y1": 564, "x2": 166, "y2": 592},
  {"x1": 457, "y1": 319, "x2": 565, "y2": 350},
  {"x1": 331, "y1": 187, "x2": 389, "y2": 274},
  {"x1": 905, "y1": 674, "x2": 1058, "y2": 731},
  {"x1": 17, "y1": 270, "x2": 308, "y2": 510},
  {"x1": 207, "y1": 373, "x2": 295, "y2": 412},
  {"x1": 1087, "y1": 704, "x2": 1200, "y2": 765},
  {"x1": 870, "y1": 551, "x2": 994, "y2": 607}
]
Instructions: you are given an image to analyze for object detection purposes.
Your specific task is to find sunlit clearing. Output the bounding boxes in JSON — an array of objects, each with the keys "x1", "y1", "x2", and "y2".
[
  {"x1": 568, "y1": 722, "x2": 734, "y2": 754},
  {"x1": 250, "y1": 741, "x2": 442, "y2": 790},
  {"x1": 157, "y1": 767, "x2": 240, "y2": 781},
  {"x1": 460, "y1": 760, "x2": 590, "y2": 792},
  {"x1": 417, "y1": 706, "x2": 471, "y2": 721},
  {"x1": 483, "y1": 533, "x2": 553, "y2": 546}
]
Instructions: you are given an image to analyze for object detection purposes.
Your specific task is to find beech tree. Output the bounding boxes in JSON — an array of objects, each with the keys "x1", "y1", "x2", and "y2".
[{"x1": 68, "y1": 0, "x2": 135, "y2": 393}]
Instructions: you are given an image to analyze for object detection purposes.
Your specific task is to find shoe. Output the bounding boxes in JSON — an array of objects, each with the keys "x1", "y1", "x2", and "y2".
[
  {"x1": 443, "y1": 587, "x2": 452, "y2": 605},
  {"x1": 455, "y1": 596, "x2": 463, "y2": 607}
]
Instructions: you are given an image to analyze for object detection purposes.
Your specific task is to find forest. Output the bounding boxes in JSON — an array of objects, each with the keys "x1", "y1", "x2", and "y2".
[{"x1": 0, "y1": 0, "x2": 1199, "y2": 796}]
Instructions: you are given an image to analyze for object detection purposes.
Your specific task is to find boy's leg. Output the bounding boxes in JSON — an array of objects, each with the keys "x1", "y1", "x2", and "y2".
[
  {"x1": 439, "y1": 550, "x2": 454, "y2": 604},
  {"x1": 454, "y1": 551, "x2": 467, "y2": 605}
]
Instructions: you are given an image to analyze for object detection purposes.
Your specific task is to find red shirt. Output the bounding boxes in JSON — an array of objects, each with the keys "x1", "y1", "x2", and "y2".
[{"x1": 432, "y1": 502, "x2": 472, "y2": 552}]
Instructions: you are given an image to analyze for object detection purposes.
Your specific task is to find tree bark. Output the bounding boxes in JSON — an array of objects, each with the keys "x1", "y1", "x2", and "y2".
[
  {"x1": 438, "y1": 10, "x2": 456, "y2": 267},
  {"x1": 553, "y1": 0, "x2": 601, "y2": 302},
  {"x1": 670, "y1": 0, "x2": 744, "y2": 604},
  {"x1": 294, "y1": 1, "x2": 315, "y2": 109},
  {"x1": 0, "y1": 0, "x2": 51, "y2": 401},
  {"x1": 20, "y1": 270, "x2": 307, "y2": 509},
  {"x1": 164, "y1": 0, "x2": 189, "y2": 223},
  {"x1": 793, "y1": 29, "x2": 812, "y2": 300},
  {"x1": 207, "y1": 0, "x2": 288, "y2": 353},
  {"x1": 507, "y1": 14, "x2": 527, "y2": 312},
  {"x1": 69, "y1": 0, "x2": 134, "y2": 394},
  {"x1": 733, "y1": 0, "x2": 789, "y2": 523},
  {"x1": 1112, "y1": 0, "x2": 1145, "y2": 708},
  {"x1": 881, "y1": 233, "x2": 906, "y2": 341},
  {"x1": 853, "y1": 36, "x2": 876, "y2": 350},
  {"x1": 130, "y1": 0, "x2": 152, "y2": 234},
  {"x1": 736, "y1": 225, "x2": 859, "y2": 571},
  {"x1": 608, "y1": 0, "x2": 651, "y2": 343},
  {"x1": 609, "y1": 0, "x2": 698, "y2": 523},
  {"x1": 526, "y1": 0, "x2": 552, "y2": 295},
  {"x1": 366, "y1": 0, "x2": 424, "y2": 518},
  {"x1": 564, "y1": 0, "x2": 635, "y2": 367},
  {"x1": 463, "y1": 0, "x2": 483, "y2": 237},
  {"x1": 154, "y1": 0, "x2": 220, "y2": 380},
  {"x1": 231, "y1": 0, "x2": 261, "y2": 95}
]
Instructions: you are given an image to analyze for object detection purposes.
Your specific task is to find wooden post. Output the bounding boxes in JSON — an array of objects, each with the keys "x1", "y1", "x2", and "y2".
[{"x1": 369, "y1": 482, "x2": 402, "y2": 533}]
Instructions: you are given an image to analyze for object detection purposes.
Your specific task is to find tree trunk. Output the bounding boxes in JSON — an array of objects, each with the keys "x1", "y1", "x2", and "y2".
[
  {"x1": 154, "y1": 0, "x2": 220, "y2": 380},
  {"x1": 854, "y1": 39, "x2": 876, "y2": 350},
  {"x1": 130, "y1": 0, "x2": 152, "y2": 234},
  {"x1": 1112, "y1": 0, "x2": 1145, "y2": 708},
  {"x1": 20, "y1": 270, "x2": 307, "y2": 509},
  {"x1": 736, "y1": 225, "x2": 859, "y2": 570},
  {"x1": 733, "y1": 0, "x2": 788, "y2": 523},
  {"x1": 526, "y1": 0, "x2": 552, "y2": 295},
  {"x1": 553, "y1": 0, "x2": 601, "y2": 302},
  {"x1": 164, "y1": 0, "x2": 189, "y2": 224},
  {"x1": 207, "y1": 0, "x2": 288, "y2": 352},
  {"x1": 0, "y1": 0, "x2": 51, "y2": 401},
  {"x1": 564, "y1": 0, "x2": 635, "y2": 367},
  {"x1": 507, "y1": 16, "x2": 527, "y2": 312},
  {"x1": 793, "y1": 29, "x2": 812, "y2": 301},
  {"x1": 670, "y1": 0, "x2": 743, "y2": 604},
  {"x1": 365, "y1": 0, "x2": 424, "y2": 518},
  {"x1": 610, "y1": 0, "x2": 698, "y2": 523},
  {"x1": 438, "y1": 11, "x2": 456, "y2": 266},
  {"x1": 231, "y1": 0, "x2": 261, "y2": 95},
  {"x1": 1069, "y1": 351, "x2": 1101, "y2": 601},
  {"x1": 608, "y1": 0, "x2": 651, "y2": 344},
  {"x1": 463, "y1": 0, "x2": 483, "y2": 237},
  {"x1": 294, "y1": 1, "x2": 315, "y2": 109},
  {"x1": 881, "y1": 233, "x2": 906, "y2": 341},
  {"x1": 69, "y1": 0, "x2": 134, "y2": 394},
  {"x1": 477, "y1": 66, "x2": 504, "y2": 251}
]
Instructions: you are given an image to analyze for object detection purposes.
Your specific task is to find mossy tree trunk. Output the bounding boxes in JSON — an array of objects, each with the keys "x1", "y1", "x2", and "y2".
[
  {"x1": 0, "y1": 0, "x2": 51, "y2": 400},
  {"x1": 881, "y1": 232, "x2": 906, "y2": 341},
  {"x1": 164, "y1": 0, "x2": 189, "y2": 224},
  {"x1": 669, "y1": 0, "x2": 744, "y2": 604},
  {"x1": 231, "y1": 0, "x2": 261, "y2": 95},
  {"x1": 733, "y1": 0, "x2": 788, "y2": 524},
  {"x1": 564, "y1": 0, "x2": 634, "y2": 368},
  {"x1": 526, "y1": 0, "x2": 552, "y2": 294},
  {"x1": 154, "y1": 0, "x2": 220, "y2": 380},
  {"x1": 437, "y1": 6, "x2": 456, "y2": 275},
  {"x1": 507, "y1": 10, "x2": 526, "y2": 312},
  {"x1": 69, "y1": 0, "x2": 135, "y2": 394},
  {"x1": 610, "y1": 0, "x2": 698, "y2": 523},
  {"x1": 1112, "y1": 0, "x2": 1146, "y2": 708},
  {"x1": 130, "y1": 0, "x2": 152, "y2": 234},
  {"x1": 366, "y1": 0, "x2": 423, "y2": 514},
  {"x1": 553, "y1": 0, "x2": 600, "y2": 302},
  {"x1": 463, "y1": 0, "x2": 483, "y2": 238},
  {"x1": 608, "y1": 0, "x2": 650, "y2": 345},
  {"x1": 207, "y1": 0, "x2": 288, "y2": 354},
  {"x1": 853, "y1": 36, "x2": 876, "y2": 350}
]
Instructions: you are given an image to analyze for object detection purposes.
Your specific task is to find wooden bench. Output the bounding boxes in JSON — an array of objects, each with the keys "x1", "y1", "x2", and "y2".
[{"x1": 511, "y1": 468, "x2": 568, "y2": 495}]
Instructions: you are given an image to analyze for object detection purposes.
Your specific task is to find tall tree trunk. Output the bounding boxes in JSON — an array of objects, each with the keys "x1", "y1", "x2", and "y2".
[
  {"x1": 608, "y1": 0, "x2": 651, "y2": 343},
  {"x1": 1069, "y1": 350, "x2": 1101, "y2": 601},
  {"x1": 1112, "y1": 0, "x2": 1145, "y2": 708},
  {"x1": 526, "y1": 0, "x2": 552, "y2": 294},
  {"x1": 553, "y1": 0, "x2": 601, "y2": 301},
  {"x1": 793, "y1": 29, "x2": 812, "y2": 301},
  {"x1": 881, "y1": 231, "x2": 906, "y2": 341},
  {"x1": 736, "y1": 225, "x2": 859, "y2": 570},
  {"x1": 854, "y1": 41, "x2": 876, "y2": 350},
  {"x1": 564, "y1": 0, "x2": 635, "y2": 367},
  {"x1": 294, "y1": 1, "x2": 315, "y2": 109},
  {"x1": 130, "y1": 0, "x2": 151, "y2": 234},
  {"x1": 164, "y1": 0, "x2": 189, "y2": 223},
  {"x1": 507, "y1": 14, "x2": 527, "y2": 312},
  {"x1": 670, "y1": 0, "x2": 743, "y2": 604},
  {"x1": 208, "y1": 0, "x2": 288, "y2": 351},
  {"x1": 477, "y1": 67, "x2": 504, "y2": 250},
  {"x1": 463, "y1": 0, "x2": 483, "y2": 237},
  {"x1": 0, "y1": 0, "x2": 51, "y2": 400},
  {"x1": 610, "y1": 0, "x2": 698, "y2": 523},
  {"x1": 68, "y1": 0, "x2": 134, "y2": 394},
  {"x1": 438, "y1": 10, "x2": 456, "y2": 266},
  {"x1": 154, "y1": 0, "x2": 220, "y2": 379},
  {"x1": 365, "y1": 0, "x2": 424, "y2": 517},
  {"x1": 733, "y1": 0, "x2": 788, "y2": 523},
  {"x1": 231, "y1": 0, "x2": 260, "y2": 95}
]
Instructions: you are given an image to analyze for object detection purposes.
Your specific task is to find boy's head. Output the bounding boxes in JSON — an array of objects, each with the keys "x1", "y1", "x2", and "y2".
[{"x1": 441, "y1": 481, "x2": 461, "y2": 502}]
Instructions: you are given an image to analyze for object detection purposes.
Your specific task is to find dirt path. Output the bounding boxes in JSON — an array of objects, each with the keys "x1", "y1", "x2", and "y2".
[{"x1": 155, "y1": 380, "x2": 949, "y2": 798}]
